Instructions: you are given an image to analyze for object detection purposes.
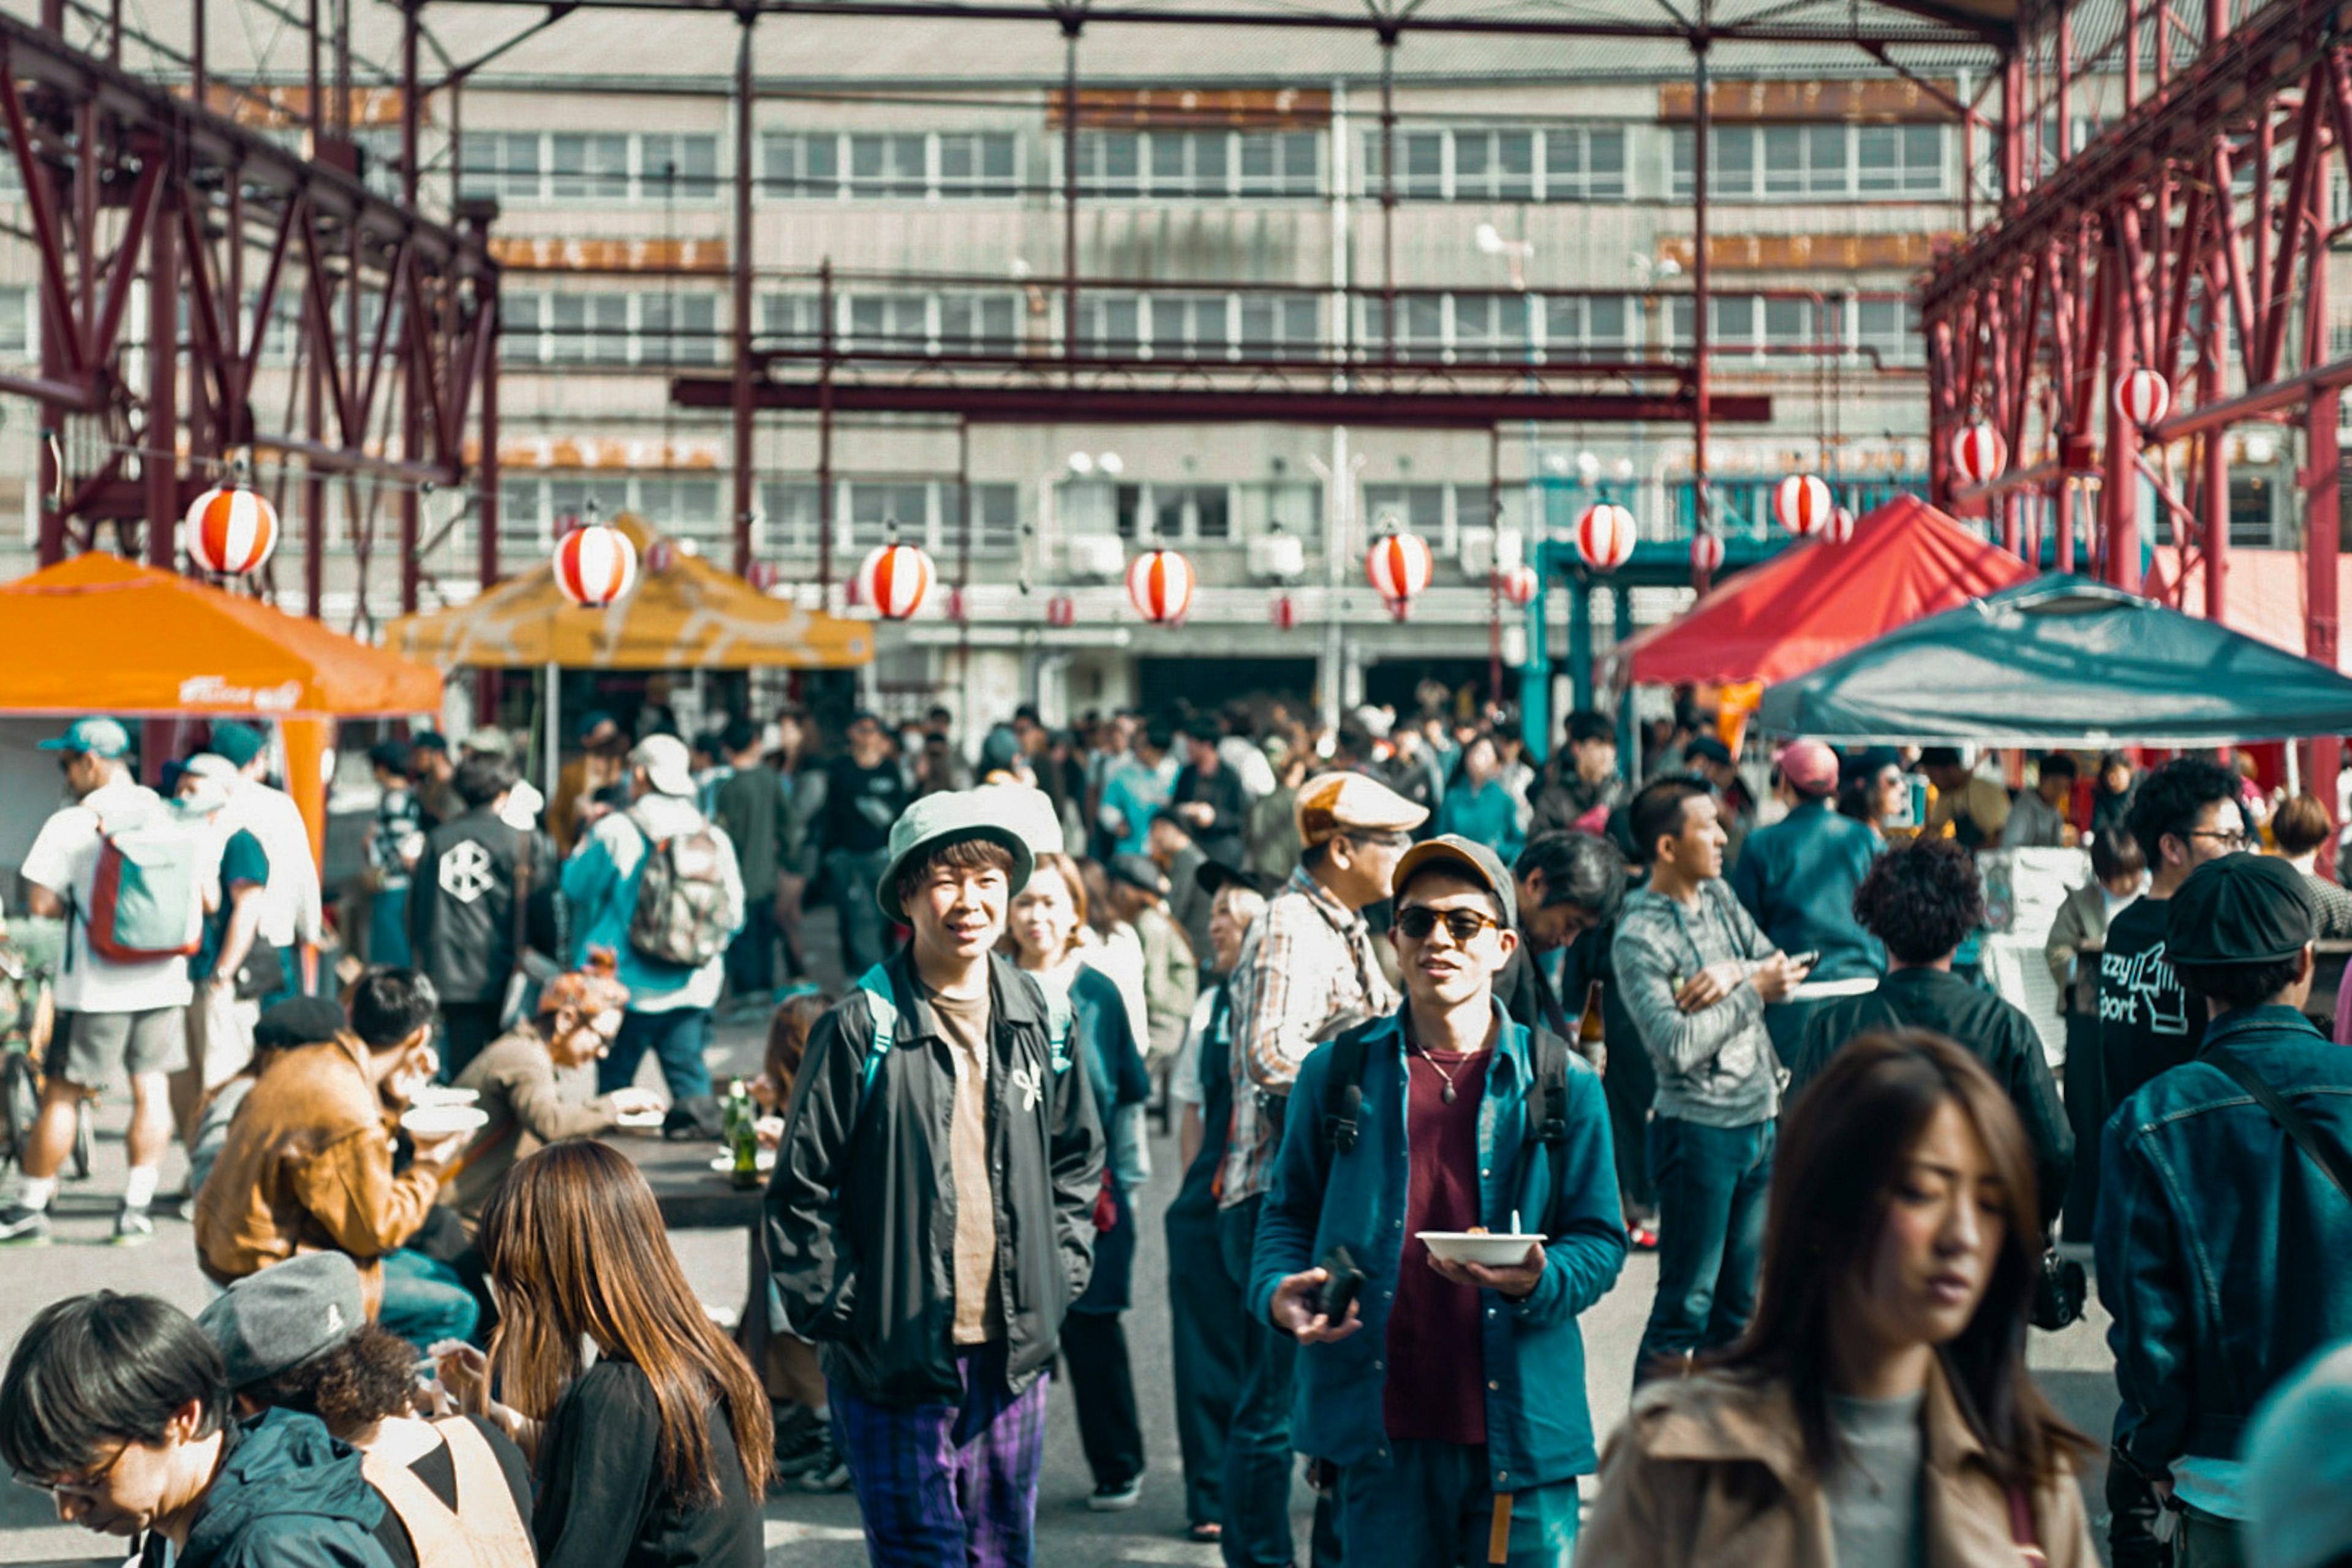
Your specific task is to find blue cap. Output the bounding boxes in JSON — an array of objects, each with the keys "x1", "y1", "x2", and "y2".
[
  {"x1": 209, "y1": 720, "x2": 268, "y2": 769},
  {"x1": 38, "y1": 717, "x2": 130, "y2": 758}
]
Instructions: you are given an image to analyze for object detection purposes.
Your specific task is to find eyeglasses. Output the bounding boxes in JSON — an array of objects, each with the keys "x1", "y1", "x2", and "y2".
[
  {"x1": 1393, "y1": 906, "x2": 1504, "y2": 944},
  {"x1": 14, "y1": 1442, "x2": 129, "y2": 1499},
  {"x1": 2187, "y1": 829, "x2": 2255, "y2": 851}
]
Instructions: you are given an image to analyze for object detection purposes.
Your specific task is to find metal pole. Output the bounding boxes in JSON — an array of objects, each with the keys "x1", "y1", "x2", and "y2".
[
  {"x1": 2201, "y1": 361, "x2": 2225, "y2": 624},
  {"x1": 816, "y1": 258, "x2": 835, "y2": 598},
  {"x1": 2101, "y1": 234, "x2": 2139, "y2": 591},
  {"x1": 1061, "y1": 21, "x2": 1080, "y2": 367},
  {"x1": 1379, "y1": 31, "x2": 1396, "y2": 363},
  {"x1": 1691, "y1": 31, "x2": 1713, "y2": 579},
  {"x1": 477, "y1": 274, "x2": 502, "y2": 725},
  {"x1": 146, "y1": 157, "x2": 177, "y2": 568},
  {"x1": 398, "y1": 0, "x2": 422, "y2": 613},
  {"x1": 543, "y1": 660, "x2": 561, "y2": 804},
  {"x1": 730, "y1": 15, "x2": 756, "y2": 579}
]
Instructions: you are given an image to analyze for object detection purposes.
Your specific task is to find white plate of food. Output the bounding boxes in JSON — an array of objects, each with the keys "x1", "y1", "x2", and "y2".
[
  {"x1": 613, "y1": 1108, "x2": 667, "y2": 1129},
  {"x1": 708, "y1": 1149, "x2": 778, "y2": 1175},
  {"x1": 407, "y1": 1085, "x2": 480, "y2": 1109},
  {"x1": 401, "y1": 1105, "x2": 490, "y2": 1138},
  {"x1": 1416, "y1": 1231, "x2": 1545, "y2": 1267}
]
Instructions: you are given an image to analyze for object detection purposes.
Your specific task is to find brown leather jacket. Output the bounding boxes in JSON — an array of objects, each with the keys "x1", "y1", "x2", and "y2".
[
  {"x1": 1580, "y1": 1363, "x2": 2095, "y2": 1568},
  {"x1": 194, "y1": 1033, "x2": 443, "y2": 1312}
]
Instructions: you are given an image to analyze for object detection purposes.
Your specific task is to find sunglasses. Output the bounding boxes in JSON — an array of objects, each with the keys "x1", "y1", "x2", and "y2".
[{"x1": 1393, "y1": 905, "x2": 1503, "y2": 944}]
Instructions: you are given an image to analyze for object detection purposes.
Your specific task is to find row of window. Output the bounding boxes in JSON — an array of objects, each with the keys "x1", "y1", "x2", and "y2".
[
  {"x1": 443, "y1": 122, "x2": 1951, "y2": 205},
  {"x1": 497, "y1": 476, "x2": 1022, "y2": 557},
  {"x1": 748, "y1": 288, "x2": 1924, "y2": 365},
  {"x1": 1668, "y1": 123, "x2": 1947, "y2": 200}
]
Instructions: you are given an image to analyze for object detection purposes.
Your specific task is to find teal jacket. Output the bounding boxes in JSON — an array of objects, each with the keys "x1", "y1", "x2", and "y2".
[{"x1": 1250, "y1": 1003, "x2": 1626, "y2": 1487}]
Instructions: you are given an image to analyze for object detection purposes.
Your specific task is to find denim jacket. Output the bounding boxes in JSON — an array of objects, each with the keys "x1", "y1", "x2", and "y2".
[
  {"x1": 1249, "y1": 1001, "x2": 1627, "y2": 1488},
  {"x1": 2095, "y1": 1004, "x2": 2352, "y2": 1471}
]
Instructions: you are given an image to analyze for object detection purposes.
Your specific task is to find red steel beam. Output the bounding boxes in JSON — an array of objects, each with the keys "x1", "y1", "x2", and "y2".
[{"x1": 677, "y1": 379, "x2": 1773, "y2": 428}]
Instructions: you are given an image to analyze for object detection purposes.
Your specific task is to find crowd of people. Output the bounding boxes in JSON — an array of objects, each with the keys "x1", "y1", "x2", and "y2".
[{"x1": 4, "y1": 695, "x2": 2351, "y2": 1568}]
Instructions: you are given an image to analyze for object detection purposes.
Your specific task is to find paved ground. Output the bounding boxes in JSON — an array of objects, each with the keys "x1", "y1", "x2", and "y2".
[{"x1": 0, "y1": 1003, "x2": 2128, "y2": 1567}]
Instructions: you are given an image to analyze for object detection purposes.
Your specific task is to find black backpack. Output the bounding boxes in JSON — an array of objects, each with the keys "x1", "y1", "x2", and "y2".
[{"x1": 1319, "y1": 1022, "x2": 1578, "y2": 1158}]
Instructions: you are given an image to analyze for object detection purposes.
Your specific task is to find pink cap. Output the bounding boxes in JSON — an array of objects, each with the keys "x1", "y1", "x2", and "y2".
[{"x1": 1776, "y1": 740, "x2": 1841, "y2": 797}]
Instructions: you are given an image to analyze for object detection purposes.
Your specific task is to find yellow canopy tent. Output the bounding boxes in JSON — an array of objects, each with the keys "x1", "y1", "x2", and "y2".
[
  {"x1": 383, "y1": 514, "x2": 872, "y2": 672},
  {"x1": 383, "y1": 516, "x2": 872, "y2": 799}
]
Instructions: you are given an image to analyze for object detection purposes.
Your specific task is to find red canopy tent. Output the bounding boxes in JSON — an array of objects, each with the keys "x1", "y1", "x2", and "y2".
[{"x1": 1611, "y1": 495, "x2": 2038, "y2": 688}]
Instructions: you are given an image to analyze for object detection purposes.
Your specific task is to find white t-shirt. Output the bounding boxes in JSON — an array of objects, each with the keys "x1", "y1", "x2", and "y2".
[
  {"x1": 219, "y1": 780, "x2": 323, "y2": 948},
  {"x1": 20, "y1": 778, "x2": 195, "y2": 1014}
]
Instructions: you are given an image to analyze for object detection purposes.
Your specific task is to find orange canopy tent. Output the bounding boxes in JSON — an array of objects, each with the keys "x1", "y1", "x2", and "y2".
[
  {"x1": 383, "y1": 515, "x2": 872, "y2": 672},
  {"x1": 1611, "y1": 495, "x2": 2038, "y2": 690},
  {"x1": 0, "y1": 550, "x2": 443, "y2": 867}
]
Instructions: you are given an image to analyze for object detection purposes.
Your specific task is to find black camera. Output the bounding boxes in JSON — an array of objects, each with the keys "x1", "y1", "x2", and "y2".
[
  {"x1": 2030, "y1": 1246, "x2": 2087, "y2": 1331},
  {"x1": 1316, "y1": 1246, "x2": 1365, "y2": 1324}
]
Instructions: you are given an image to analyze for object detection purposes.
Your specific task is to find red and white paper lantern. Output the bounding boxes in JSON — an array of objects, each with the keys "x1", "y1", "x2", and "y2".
[
  {"x1": 644, "y1": 538, "x2": 678, "y2": 573},
  {"x1": 1575, "y1": 503, "x2": 1638, "y2": 571},
  {"x1": 1828, "y1": 506, "x2": 1857, "y2": 545},
  {"x1": 1950, "y1": 421, "x2": 2008, "y2": 486},
  {"x1": 2116, "y1": 367, "x2": 2173, "y2": 428},
  {"x1": 746, "y1": 560, "x2": 782, "y2": 592},
  {"x1": 1046, "y1": 594, "x2": 1076, "y2": 628},
  {"x1": 1127, "y1": 548, "x2": 1194, "y2": 624},
  {"x1": 1773, "y1": 473, "x2": 1836, "y2": 537},
  {"x1": 1364, "y1": 530, "x2": 1434, "y2": 605},
  {"x1": 183, "y1": 485, "x2": 280, "y2": 576},
  {"x1": 856, "y1": 541, "x2": 935, "y2": 620},
  {"x1": 552, "y1": 522, "x2": 638, "y2": 608},
  {"x1": 1496, "y1": 565, "x2": 1540, "y2": 607},
  {"x1": 1270, "y1": 594, "x2": 1298, "y2": 630},
  {"x1": 1689, "y1": 530, "x2": 1726, "y2": 577}
]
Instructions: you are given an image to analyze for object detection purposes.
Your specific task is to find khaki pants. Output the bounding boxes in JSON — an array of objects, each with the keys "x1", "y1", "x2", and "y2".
[{"x1": 171, "y1": 984, "x2": 258, "y2": 1147}]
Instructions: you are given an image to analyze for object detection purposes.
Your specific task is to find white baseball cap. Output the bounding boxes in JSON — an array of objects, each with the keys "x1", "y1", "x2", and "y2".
[{"x1": 630, "y1": 735, "x2": 696, "y2": 797}]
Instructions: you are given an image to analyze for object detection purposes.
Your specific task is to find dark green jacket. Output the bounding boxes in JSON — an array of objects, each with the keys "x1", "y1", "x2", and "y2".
[
  {"x1": 713, "y1": 764, "x2": 787, "y2": 882},
  {"x1": 766, "y1": 950, "x2": 1104, "y2": 1406},
  {"x1": 175, "y1": 1410, "x2": 395, "y2": 1568}
]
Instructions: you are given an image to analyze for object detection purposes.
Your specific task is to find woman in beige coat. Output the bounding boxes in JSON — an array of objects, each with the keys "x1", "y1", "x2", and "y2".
[{"x1": 1582, "y1": 1030, "x2": 2098, "y2": 1567}]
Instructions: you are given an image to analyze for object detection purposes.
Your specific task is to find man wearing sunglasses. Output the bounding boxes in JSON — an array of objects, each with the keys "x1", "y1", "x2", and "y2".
[
  {"x1": 1252, "y1": 834, "x2": 1626, "y2": 1567},
  {"x1": 1, "y1": 1291, "x2": 399, "y2": 1568},
  {"x1": 1217, "y1": 769, "x2": 1424, "y2": 1568}
]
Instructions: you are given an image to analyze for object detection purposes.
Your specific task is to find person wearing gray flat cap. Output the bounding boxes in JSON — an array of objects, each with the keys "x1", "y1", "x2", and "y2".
[
  {"x1": 2096, "y1": 853, "x2": 2352, "y2": 1568},
  {"x1": 198, "y1": 1252, "x2": 535, "y2": 1568}
]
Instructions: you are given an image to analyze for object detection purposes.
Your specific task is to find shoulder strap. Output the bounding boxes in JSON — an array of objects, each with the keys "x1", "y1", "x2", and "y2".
[
  {"x1": 1524, "y1": 1028, "x2": 1574, "y2": 1148},
  {"x1": 360, "y1": 1445, "x2": 478, "y2": 1568},
  {"x1": 1320, "y1": 1026, "x2": 1373, "y2": 1156},
  {"x1": 855, "y1": 963, "x2": 900, "y2": 1092},
  {"x1": 432, "y1": 1417, "x2": 536, "y2": 1568},
  {"x1": 2205, "y1": 1048, "x2": 2352, "y2": 1201}
]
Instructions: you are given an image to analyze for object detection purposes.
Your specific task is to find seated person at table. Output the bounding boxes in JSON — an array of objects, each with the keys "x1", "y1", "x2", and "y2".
[
  {"x1": 196, "y1": 968, "x2": 480, "y2": 1351},
  {"x1": 440, "y1": 954, "x2": 663, "y2": 1236}
]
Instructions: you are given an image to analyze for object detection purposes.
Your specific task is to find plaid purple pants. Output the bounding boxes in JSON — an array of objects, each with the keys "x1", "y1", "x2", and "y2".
[{"x1": 832, "y1": 1343, "x2": 1052, "y2": 1568}]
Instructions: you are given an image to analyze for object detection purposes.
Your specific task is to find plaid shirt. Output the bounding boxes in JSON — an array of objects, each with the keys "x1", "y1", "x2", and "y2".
[{"x1": 1219, "y1": 865, "x2": 1396, "y2": 1208}]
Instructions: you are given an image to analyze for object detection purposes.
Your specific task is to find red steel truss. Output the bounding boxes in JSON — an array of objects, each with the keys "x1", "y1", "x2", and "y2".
[
  {"x1": 4, "y1": 6, "x2": 499, "y2": 622},
  {"x1": 1922, "y1": 0, "x2": 2345, "y2": 788}
]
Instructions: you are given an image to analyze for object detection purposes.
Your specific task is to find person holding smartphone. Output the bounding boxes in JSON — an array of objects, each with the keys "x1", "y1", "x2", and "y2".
[{"x1": 1253, "y1": 835, "x2": 1628, "y2": 1567}]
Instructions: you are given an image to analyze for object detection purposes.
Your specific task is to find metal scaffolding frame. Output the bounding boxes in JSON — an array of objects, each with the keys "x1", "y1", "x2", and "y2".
[
  {"x1": 7, "y1": 0, "x2": 499, "y2": 627},
  {"x1": 1921, "y1": 0, "x2": 2343, "y2": 780}
]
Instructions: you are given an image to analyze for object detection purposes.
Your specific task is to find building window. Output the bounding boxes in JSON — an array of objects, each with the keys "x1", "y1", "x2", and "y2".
[
  {"x1": 639, "y1": 293, "x2": 720, "y2": 366},
  {"x1": 497, "y1": 479, "x2": 546, "y2": 551},
  {"x1": 1854, "y1": 296, "x2": 1924, "y2": 366},
  {"x1": 636, "y1": 477, "x2": 726, "y2": 550},
  {"x1": 462, "y1": 131, "x2": 722, "y2": 204},
  {"x1": 1363, "y1": 482, "x2": 1491, "y2": 556},
  {"x1": 1074, "y1": 129, "x2": 1319, "y2": 198},
  {"x1": 761, "y1": 132, "x2": 1021, "y2": 200},
  {"x1": 759, "y1": 481, "x2": 821, "y2": 556},
  {"x1": 1673, "y1": 123, "x2": 1948, "y2": 200},
  {"x1": 1239, "y1": 294, "x2": 1321, "y2": 360},
  {"x1": 2228, "y1": 475, "x2": 2274, "y2": 548},
  {"x1": 847, "y1": 481, "x2": 932, "y2": 551},
  {"x1": 1359, "y1": 292, "x2": 1637, "y2": 363},
  {"x1": 1543, "y1": 295, "x2": 1635, "y2": 353},
  {"x1": 1362, "y1": 125, "x2": 1627, "y2": 201},
  {"x1": 546, "y1": 477, "x2": 631, "y2": 525}
]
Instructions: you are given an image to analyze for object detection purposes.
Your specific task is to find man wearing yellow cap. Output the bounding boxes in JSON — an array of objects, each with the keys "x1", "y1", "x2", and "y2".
[{"x1": 1217, "y1": 771, "x2": 1425, "y2": 1567}]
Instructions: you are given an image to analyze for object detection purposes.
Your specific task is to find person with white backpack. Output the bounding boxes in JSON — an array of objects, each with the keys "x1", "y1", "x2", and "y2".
[
  {"x1": 560, "y1": 736, "x2": 745, "y2": 1125},
  {"x1": 3, "y1": 717, "x2": 199, "y2": 1248}
]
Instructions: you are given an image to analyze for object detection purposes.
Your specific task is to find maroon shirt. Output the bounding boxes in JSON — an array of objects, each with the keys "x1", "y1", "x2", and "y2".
[{"x1": 1382, "y1": 1046, "x2": 1491, "y2": 1446}]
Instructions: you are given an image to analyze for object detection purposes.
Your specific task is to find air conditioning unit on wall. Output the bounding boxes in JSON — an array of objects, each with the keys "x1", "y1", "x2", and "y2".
[
  {"x1": 1248, "y1": 529, "x2": 1306, "y2": 582},
  {"x1": 1068, "y1": 534, "x2": 1126, "y2": 582}
]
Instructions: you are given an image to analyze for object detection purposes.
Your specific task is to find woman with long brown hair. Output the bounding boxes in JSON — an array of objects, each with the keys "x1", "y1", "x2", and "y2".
[
  {"x1": 1581, "y1": 1030, "x2": 2097, "y2": 1567},
  {"x1": 470, "y1": 1139, "x2": 772, "y2": 1568}
]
